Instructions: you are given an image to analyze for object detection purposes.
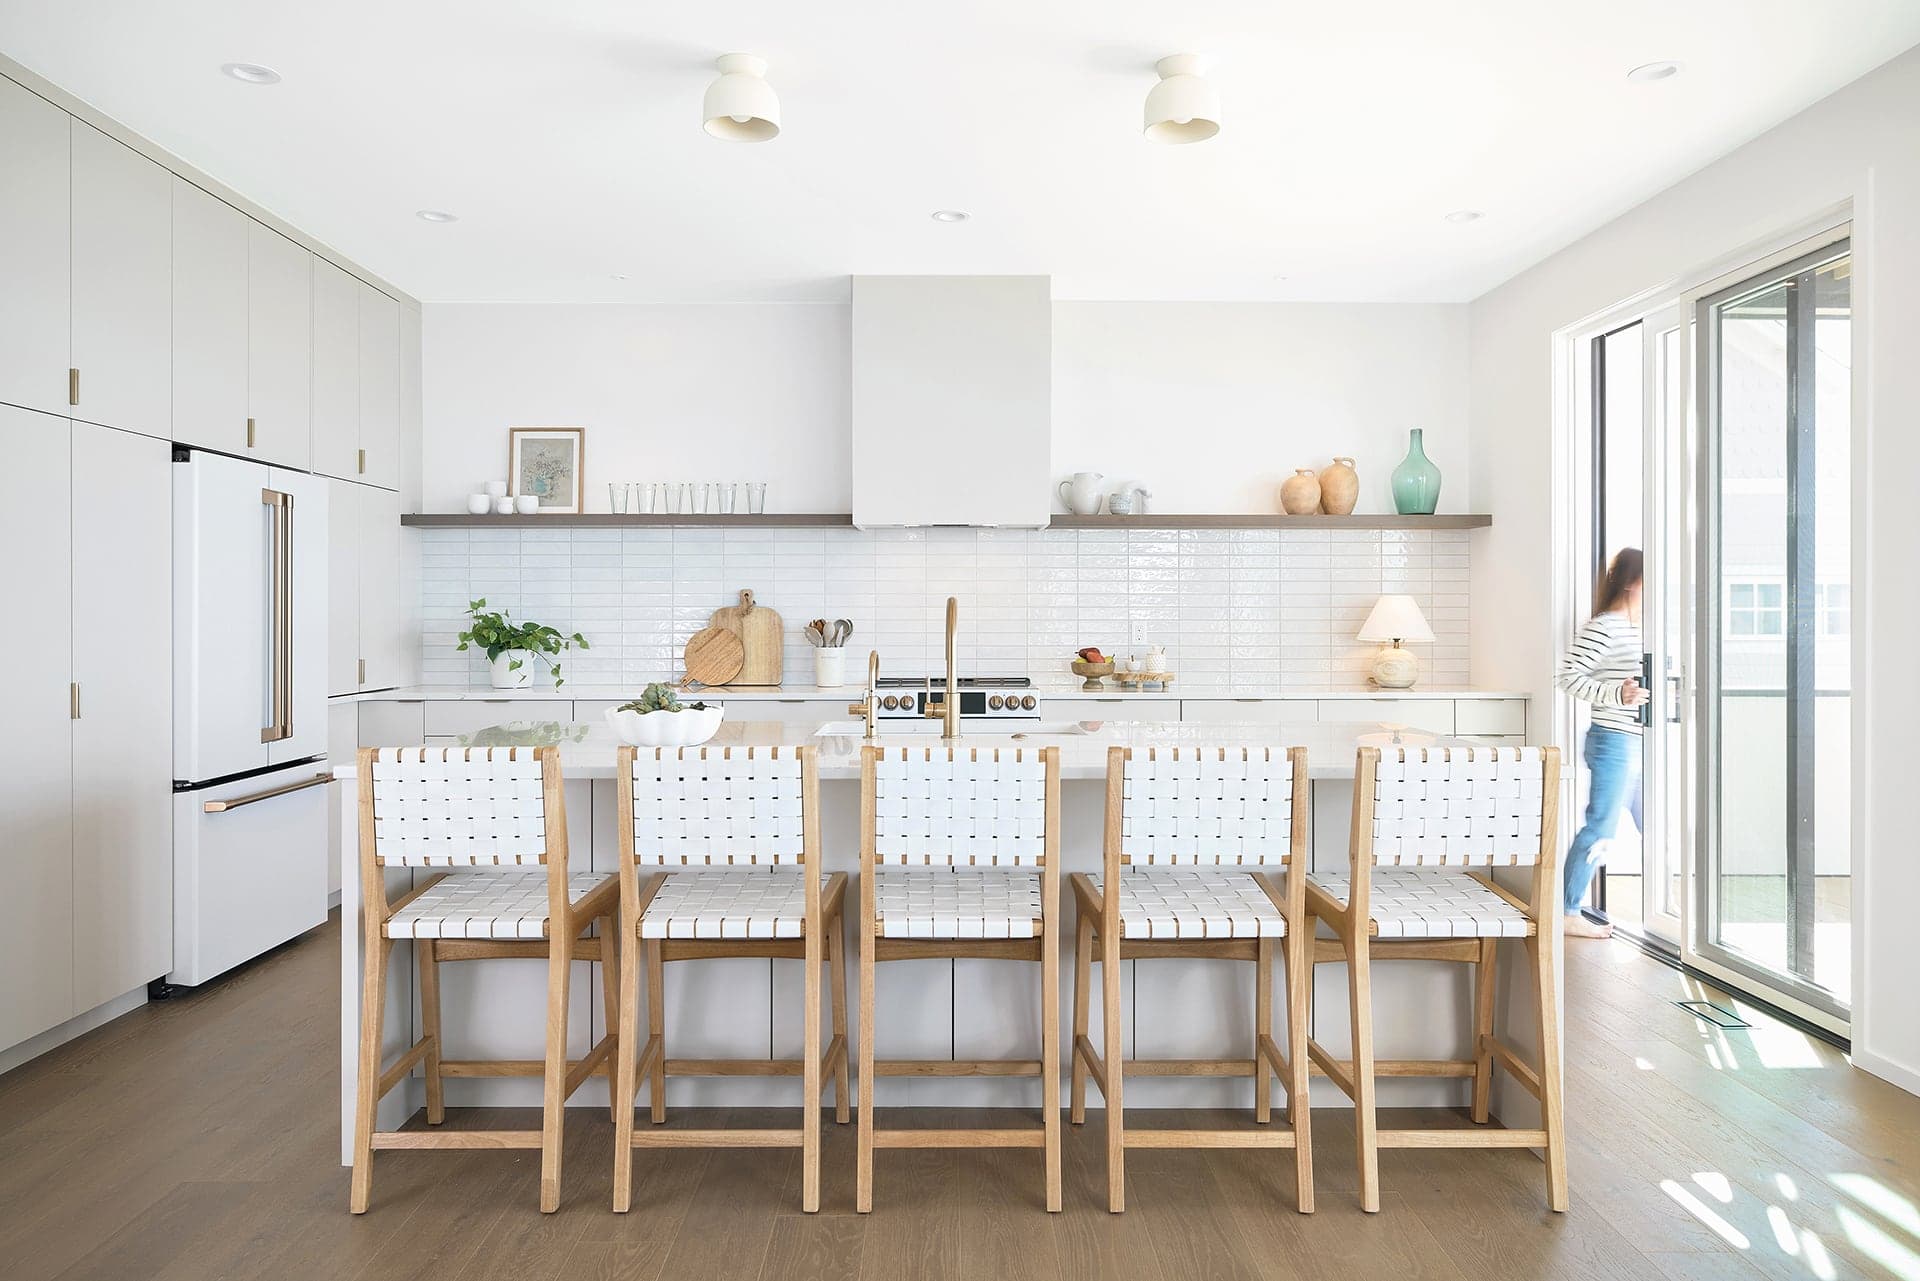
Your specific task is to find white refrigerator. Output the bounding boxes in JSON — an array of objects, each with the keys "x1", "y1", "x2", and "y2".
[{"x1": 170, "y1": 449, "x2": 331, "y2": 985}]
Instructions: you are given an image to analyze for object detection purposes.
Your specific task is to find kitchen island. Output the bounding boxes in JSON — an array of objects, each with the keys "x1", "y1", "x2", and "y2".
[{"x1": 337, "y1": 717, "x2": 1551, "y2": 1162}]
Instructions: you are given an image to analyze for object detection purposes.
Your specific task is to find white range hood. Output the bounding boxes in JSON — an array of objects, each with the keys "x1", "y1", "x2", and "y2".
[{"x1": 850, "y1": 275, "x2": 1051, "y2": 527}]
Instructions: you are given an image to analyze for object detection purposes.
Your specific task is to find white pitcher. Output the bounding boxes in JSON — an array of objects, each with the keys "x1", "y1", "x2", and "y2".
[{"x1": 1058, "y1": 471, "x2": 1106, "y2": 516}]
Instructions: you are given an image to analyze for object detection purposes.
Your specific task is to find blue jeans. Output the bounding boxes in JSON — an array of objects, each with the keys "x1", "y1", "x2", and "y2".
[{"x1": 1563, "y1": 727, "x2": 1643, "y2": 916}]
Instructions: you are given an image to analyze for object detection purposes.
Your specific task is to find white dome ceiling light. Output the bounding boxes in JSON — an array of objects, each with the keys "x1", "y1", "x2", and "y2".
[
  {"x1": 1627, "y1": 60, "x2": 1683, "y2": 83},
  {"x1": 703, "y1": 54, "x2": 781, "y2": 143},
  {"x1": 1144, "y1": 54, "x2": 1220, "y2": 144},
  {"x1": 220, "y1": 62, "x2": 281, "y2": 85}
]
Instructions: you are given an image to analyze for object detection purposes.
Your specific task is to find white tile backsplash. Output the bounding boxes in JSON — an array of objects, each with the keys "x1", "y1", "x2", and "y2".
[{"x1": 418, "y1": 526, "x2": 1472, "y2": 690}]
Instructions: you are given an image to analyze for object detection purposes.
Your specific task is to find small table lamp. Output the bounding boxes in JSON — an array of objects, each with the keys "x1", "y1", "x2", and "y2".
[{"x1": 1357, "y1": 594, "x2": 1435, "y2": 689}]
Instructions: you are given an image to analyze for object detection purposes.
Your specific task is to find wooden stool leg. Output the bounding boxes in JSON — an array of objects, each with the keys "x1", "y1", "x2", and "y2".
[
  {"x1": 802, "y1": 911, "x2": 823, "y2": 1214},
  {"x1": 349, "y1": 931, "x2": 390, "y2": 1215},
  {"x1": 1471, "y1": 937, "x2": 1498, "y2": 1124},
  {"x1": 612, "y1": 921, "x2": 641, "y2": 1213},
  {"x1": 1103, "y1": 929, "x2": 1124, "y2": 1213},
  {"x1": 1070, "y1": 912, "x2": 1092, "y2": 1125},
  {"x1": 416, "y1": 938, "x2": 446, "y2": 1125},
  {"x1": 646, "y1": 940, "x2": 667, "y2": 1124},
  {"x1": 856, "y1": 924, "x2": 876, "y2": 1214},
  {"x1": 829, "y1": 912, "x2": 851, "y2": 1125},
  {"x1": 1286, "y1": 923, "x2": 1315, "y2": 1214},
  {"x1": 538, "y1": 931, "x2": 573, "y2": 1214},
  {"x1": 1042, "y1": 909, "x2": 1062, "y2": 1213},
  {"x1": 1529, "y1": 931, "x2": 1569, "y2": 1211},
  {"x1": 1347, "y1": 933, "x2": 1380, "y2": 1214},
  {"x1": 1254, "y1": 937, "x2": 1274, "y2": 1124},
  {"x1": 600, "y1": 917, "x2": 621, "y2": 1124}
]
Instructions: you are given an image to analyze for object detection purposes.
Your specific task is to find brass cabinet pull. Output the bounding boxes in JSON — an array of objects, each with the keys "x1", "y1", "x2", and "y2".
[
  {"x1": 203, "y1": 772, "x2": 332, "y2": 813},
  {"x1": 70, "y1": 682, "x2": 80, "y2": 720},
  {"x1": 357, "y1": 448, "x2": 366, "y2": 474},
  {"x1": 259, "y1": 488, "x2": 295, "y2": 742},
  {"x1": 247, "y1": 417, "x2": 257, "y2": 448},
  {"x1": 68, "y1": 367, "x2": 79, "y2": 405},
  {"x1": 358, "y1": 657, "x2": 367, "y2": 685}
]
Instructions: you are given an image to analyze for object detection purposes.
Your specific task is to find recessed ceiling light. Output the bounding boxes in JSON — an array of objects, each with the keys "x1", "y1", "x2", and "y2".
[
  {"x1": 1627, "y1": 61, "x2": 1682, "y2": 83},
  {"x1": 221, "y1": 62, "x2": 281, "y2": 85},
  {"x1": 1444, "y1": 209, "x2": 1484, "y2": 224},
  {"x1": 930, "y1": 210, "x2": 970, "y2": 223},
  {"x1": 611, "y1": 273, "x2": 630, "y2": 281},
  {"x1": 415, "y1": 209, "x2": 459, "y2": 223}
]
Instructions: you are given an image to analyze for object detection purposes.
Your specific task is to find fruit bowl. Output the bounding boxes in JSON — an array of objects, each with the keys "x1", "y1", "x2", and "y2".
[
  {"x1": 603, "y1": 703, "x2": 725, "y2": 748},
  {"x1": 1069, "y1": 659, "x2": 1116, "y2": 690}
]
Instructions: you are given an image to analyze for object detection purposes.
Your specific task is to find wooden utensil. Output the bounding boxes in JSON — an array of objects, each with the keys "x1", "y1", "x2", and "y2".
[
  {"x1": 710, "y1": 589, "x2": 784, "y2": 685},
  {"x1": 682, "y1": 626, "x2": 744, "y2": 687}
]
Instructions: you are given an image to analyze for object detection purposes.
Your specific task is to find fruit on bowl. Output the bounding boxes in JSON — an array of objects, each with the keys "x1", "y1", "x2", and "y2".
[
  {"x1": 603, "y1": 682, "x2": 725, "y2": 747},
  {"x1": 1076, "y1": 646, "x2": 1107, "y2": 664},
  {"x1": 1069, "y1": 649, "x2": 1116, "y2": 690}
]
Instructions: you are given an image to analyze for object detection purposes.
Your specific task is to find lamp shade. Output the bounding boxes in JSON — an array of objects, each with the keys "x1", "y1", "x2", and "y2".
[
  {"x1": 1144, "y1": 54, "x2": 1220, "y2": 144},
  {"x1": 703, "y1": 53, "x2": 780, "y2": 142},
  {"x1": 1357, "y1": 595, "x2": 1435, "y2": 643}
]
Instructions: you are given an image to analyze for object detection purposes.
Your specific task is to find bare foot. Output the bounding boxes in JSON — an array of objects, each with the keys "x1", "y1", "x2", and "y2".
[{"x1": 1563, "y1": 914, "x2": 1613, "y2": 939}]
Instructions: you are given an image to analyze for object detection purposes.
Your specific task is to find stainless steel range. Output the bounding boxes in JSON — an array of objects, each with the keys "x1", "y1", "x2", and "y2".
[{"x1": 873, "y1": 674, "x2": 1039, "y2": 722}]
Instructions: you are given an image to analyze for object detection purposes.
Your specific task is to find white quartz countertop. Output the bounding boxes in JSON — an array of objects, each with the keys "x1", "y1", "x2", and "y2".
[
  {"x1": 335, "y1": 717, "x2": 1470, "y2": 781},
  {"x1": 336, "y1": 683, "x2": 1528, "y2": 703}
]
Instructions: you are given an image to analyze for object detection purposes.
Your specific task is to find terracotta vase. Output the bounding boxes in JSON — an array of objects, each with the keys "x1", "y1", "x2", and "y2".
[
  {"x1": 1278, "y1": 468, "x2": 1321, "y2": 516},
  {"x1": 1319, "y1": 456, "x2": 1359, "y2": 515}
]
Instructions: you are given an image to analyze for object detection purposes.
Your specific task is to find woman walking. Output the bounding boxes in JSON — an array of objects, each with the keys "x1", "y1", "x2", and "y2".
[{"x1": 1557, "y1": 548, "x2": 1648, "y2": 938}]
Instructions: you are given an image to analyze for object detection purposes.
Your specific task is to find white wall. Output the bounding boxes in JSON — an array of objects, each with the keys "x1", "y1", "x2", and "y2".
[
  {"x1": 1053, "y1": 302, "x2": 1469, "y2": 515},
  {"x1": 424, "y1": 300, "x2": 1471, "y2": 519},
  {"x1": 1468, "y1": 46, "x2": 1920, "y2": 1091},
  {"x1": 423, "y1": 303, "x2": 853, "y2": 514}
]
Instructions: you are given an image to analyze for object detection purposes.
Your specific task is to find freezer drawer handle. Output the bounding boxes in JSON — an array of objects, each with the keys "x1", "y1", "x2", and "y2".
[
  {"x1": 260, "y1": 488, "x2": 295, "y2": 743},
  {"x1": 203, "y1": 772, "x2": 333, "y2": 813}
]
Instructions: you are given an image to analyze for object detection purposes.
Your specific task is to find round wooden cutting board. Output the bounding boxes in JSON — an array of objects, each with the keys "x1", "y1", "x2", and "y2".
[{"x1": 682, "y1": 626, "x2": 744, "y2": 687}]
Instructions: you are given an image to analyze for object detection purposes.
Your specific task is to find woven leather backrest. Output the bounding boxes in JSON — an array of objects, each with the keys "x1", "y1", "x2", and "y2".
[
  {"x1": 1370, "y1": 745, "x2": 1550, "y2": 866},
  {"x1": 629, "y1": 747, "x2": 808, "y2": 865},
  {"x1": 368, "y1": 746, "x2": 550, "y2": 867},
  {"x1": 1120, "y1": 747, "x2": 1297, "y2": 865},
  {"x1": 870, "y1": 747, "x2": 1049, "y2": 866}
]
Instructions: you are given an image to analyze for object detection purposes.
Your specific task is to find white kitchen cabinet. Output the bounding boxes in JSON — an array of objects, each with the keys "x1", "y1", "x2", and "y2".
[
  {"x1": 1179, "y1": 698, "x2": 1301, "y2": 725},
  {"x1": 0, "y1": 406, "x2": 75, "y2": 1048},
  {"x1": 358, "y1": 486, "x2": 404, "y2": 688},
  {"x1": 248, "y1": 222, "x2": 312, "y2": 469},
  {"x1": 326, "y1": 479, "x2": 361, "y2": 696},
  {"x1": 0, "y1": 78, "x2": 72, "y2": 418},
  {"x1": 423, "y1": 701, "x2": 571, "y2": 737},
  {"x1": 70, "y1": 421, "x2": 172, "y2": 1011},
  {"x1": 170, "y1": 179, "x2": 249, "y2": 455},
  {"x1": 1453, "y1": 699, "x2": 1527, "y2": 738},
  {"x1": 310, "y1": 257, "x2": 360, "y2": 480},
  {"x1": 1039, "y1": 697, "x2": 1139, "y2": 721},
  {"x1": 399, "y1": 304, "x2": 421, "y2": 506},
  {"x1": 1321, "y1": 699, "x2": 1454, "y2": 734},
  {"x1": 357, "y1": 284, "x2": 400, "y2": 489},
  {"x1": 70, "y1": 120, "x2": 171, "y2": 438},
  {"x1": 358, "y1": 700, "x2": 426, "y2": 747}
]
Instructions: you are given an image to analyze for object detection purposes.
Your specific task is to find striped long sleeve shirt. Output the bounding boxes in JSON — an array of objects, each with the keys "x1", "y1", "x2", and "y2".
[{"x1": 1557, "y1": 611, "x2": 1643, "y2": 734}]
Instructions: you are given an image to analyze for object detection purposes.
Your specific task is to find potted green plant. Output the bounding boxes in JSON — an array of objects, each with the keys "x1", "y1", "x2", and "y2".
[{"x1": 455, "y1": 599, "x2": 588, "y2": 688}]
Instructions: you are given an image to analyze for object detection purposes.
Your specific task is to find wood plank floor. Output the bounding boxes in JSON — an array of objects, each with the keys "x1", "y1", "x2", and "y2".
[{"x1": 2, "y1": 913, "x2": 1916, "y2": 1281}]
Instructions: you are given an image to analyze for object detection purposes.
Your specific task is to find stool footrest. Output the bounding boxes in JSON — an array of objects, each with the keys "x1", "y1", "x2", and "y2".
[
  {"x1": 628, "y1": 1129, "x2": 805, "y2": 1148},
  {"x1": 871, "y1": 1129, "x2": 1046, "y2": 1149},
  {"x1": 1124, "y1": 1129, "x2": 1299, "y2": 1149},
  {"x1": 871, "y1": 1058, "x2": 1041, "y2": 1077},
  {"x1": 371, "y1": 1129, "x2": 542, "y2": 1150},
  {"x1": 1376, "y1": 1127, "x2": 1547, "y2": 1149}
]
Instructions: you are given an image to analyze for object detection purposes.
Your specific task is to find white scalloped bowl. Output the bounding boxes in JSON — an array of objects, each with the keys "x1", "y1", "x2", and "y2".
[{"x1": 603, "y1": 703, "x2": 725, "y2": 748}]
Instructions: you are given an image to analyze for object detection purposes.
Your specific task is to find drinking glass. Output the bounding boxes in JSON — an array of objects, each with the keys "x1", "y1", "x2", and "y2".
[
  {"x1": 632, "y1": 482, "x2": 655, "y2": 514},
  {"x1": 745, "y1": 482, "x2": 767, "y2": 515},
  {"x1": 690, "y1": 482, "x2": 710, "y2": 515},
  {"x1": 608, "y1": 482, "x2": 630, "y2": 514},
  {"x1": 665, "y1": 482, "x2": 685, "y2": 515},
  {"x1": 716, "y1": 482, "x2": 737, "y2": 515}
]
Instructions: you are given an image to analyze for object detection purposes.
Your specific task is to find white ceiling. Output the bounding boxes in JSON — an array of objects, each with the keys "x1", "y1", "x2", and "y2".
[{"x1": 4, "y1": 1, "x2": 1917, "y2": 304}]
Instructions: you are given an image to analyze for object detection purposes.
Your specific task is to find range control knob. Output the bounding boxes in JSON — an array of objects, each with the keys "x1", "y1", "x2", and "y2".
[
  {"x1": 1020, "y1": 695, "x2": 1038, "y2": 710},
  {"x1": 880, "y1": 695, "x2": 898, "y2": 710},
  {"x1": 988, "y1": 695, "x2": 1005, "y2": 710}
]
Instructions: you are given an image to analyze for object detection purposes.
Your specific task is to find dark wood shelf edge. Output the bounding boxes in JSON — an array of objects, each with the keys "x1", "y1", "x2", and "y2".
[
  {"x1": 1047, "y1": 513, "x2": 1492, "y2": 529},
  {"x1": 400, "y1": 513, "x2": 857, "y2": 527}
]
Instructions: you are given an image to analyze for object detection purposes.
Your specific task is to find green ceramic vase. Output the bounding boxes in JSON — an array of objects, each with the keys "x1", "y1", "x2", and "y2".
[{"x1": 1391, "y1": 428, "x2": 1442, "y2": 515}]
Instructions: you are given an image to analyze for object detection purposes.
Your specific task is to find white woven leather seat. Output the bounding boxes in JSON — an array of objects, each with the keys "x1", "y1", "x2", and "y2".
[
  {"x1": 1091, "y1": 867, "x2": 1287, "y2": 940},
  {"x1": 639, "y1": 868, "x2": 827, "y2": 940},
  {"x1": 385, "y1": 868, "x2": 614, "y2": 940},
  {"x1": 1310, "y1": 866, "x2": 1529, "y2": 939},
  {"x1": 873, "y1": 867, "x2": 1043, "y2": 939}
]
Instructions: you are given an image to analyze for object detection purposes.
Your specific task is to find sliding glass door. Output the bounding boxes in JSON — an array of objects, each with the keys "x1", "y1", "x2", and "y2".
[{"x1": 1692, "y1": 239, "x2": 1852, "y2": 1026}]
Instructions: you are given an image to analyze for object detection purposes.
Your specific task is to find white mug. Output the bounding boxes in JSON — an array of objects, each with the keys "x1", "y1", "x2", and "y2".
[
  {"x1": 494, "y1": 495, "x2": 514, "y2": 515},
  {"x1": 514, "y1": 494, "x2": 539, "y2": 515},
  {"x1": 466, "y1": 493, "x2": 491, "y2": 515},
  {"x1": 485, "y1": 479, "x2": 509, "y2": 499}
]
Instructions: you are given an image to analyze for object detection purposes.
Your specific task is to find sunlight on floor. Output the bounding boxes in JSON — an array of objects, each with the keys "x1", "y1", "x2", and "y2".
[
  {"x1": 1832, "y1": 1173, "x2": 1920, "y2": 1280},
  {"x1": 1661, "y1": 1177, "x2": 1750, "y2": 1248}
]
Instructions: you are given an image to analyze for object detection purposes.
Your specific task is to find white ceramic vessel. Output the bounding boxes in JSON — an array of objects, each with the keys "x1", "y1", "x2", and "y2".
[
  {"x1": 1058, "y1": 471, "x2": 1106, "y2": 516},
  {"x1": 487, "y1": 650, "x2": 542, "y2": 688},
  {"x1": 603, "y1": 703, "x2": 726, "y2": 748}
]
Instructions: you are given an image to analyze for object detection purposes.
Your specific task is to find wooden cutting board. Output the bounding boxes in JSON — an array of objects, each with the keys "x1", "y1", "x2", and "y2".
[
  {"x1": 682, "y1": 626, "x2": 743, "y2": 687},
  {"x1": 710, "y1": 589, "x2": 783, "y2": 685}
]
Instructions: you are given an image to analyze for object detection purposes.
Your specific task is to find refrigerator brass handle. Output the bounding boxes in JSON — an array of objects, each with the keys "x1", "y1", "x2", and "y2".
[
  {"x1": 260, "y1": 489, "x2": 294, "y2": 743},
  {"x1": 203, "y1": 772, "x2": 332, "y2": 813}
]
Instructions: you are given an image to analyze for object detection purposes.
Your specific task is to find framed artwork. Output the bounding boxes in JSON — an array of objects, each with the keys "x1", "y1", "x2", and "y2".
[{"x1": 507, "y1": 427, "x2": 586, "y2": 513}]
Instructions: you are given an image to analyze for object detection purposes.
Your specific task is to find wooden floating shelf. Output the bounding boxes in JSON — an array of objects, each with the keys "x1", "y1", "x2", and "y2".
[
  {"x1": 400, "y1": 513, "x2": 856, "y2": 528},
  {"x1": 400, "y1": 512, "x2": 1490, "y2": 530},
  {"x1": 1048, "y1": 513, "x2": 1492, "y2": 530}
]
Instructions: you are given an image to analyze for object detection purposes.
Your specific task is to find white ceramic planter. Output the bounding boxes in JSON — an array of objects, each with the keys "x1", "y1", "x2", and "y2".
[
  {"x1": 603, "y1": 704, "x2": 726, "y2": 748},
  {"x1": 814, "y1": 647, "x2": 847, "y2": 687},
  {"x1": 488, "y1": 650, "x2": 545, "y2": 689}
]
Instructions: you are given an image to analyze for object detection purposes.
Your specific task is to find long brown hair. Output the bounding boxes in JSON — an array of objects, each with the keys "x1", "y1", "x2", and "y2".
[{"x1": 1593, "y1": 547, "x2": 1643, "y2": 617}]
